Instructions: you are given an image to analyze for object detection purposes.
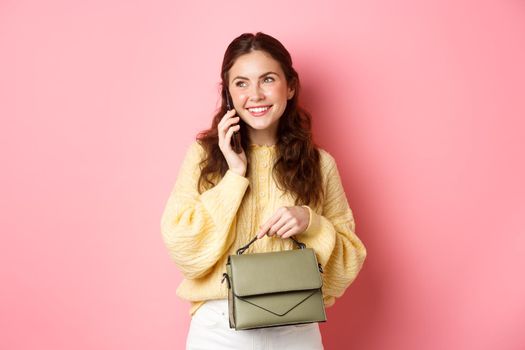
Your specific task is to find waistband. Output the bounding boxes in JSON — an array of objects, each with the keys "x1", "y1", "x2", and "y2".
[
  {"x1": 201, "y1": 298, "x2": 228, "y2": 313},
  {"x1": 203, "y1": 299, "x2": 228, "y2": 306}
]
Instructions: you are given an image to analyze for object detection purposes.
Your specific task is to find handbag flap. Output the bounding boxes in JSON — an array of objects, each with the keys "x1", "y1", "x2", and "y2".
[
  {"x1": 229, "y1": 248, "x2": 322, "y2": 297},
  {"x1": 237, "y1": 289, "x2": 321, "y2": 317}
]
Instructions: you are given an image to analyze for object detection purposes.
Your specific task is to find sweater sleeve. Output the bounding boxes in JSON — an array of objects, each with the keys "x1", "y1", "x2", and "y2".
[
  {"x1": 160, "y1": 141, "x2": 250, "y2": 280},
  {"x1": 299, "y1": 154, "x2": 367, "y2": 306}
]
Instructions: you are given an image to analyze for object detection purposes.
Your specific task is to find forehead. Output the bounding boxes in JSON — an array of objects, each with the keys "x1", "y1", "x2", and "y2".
[{"x1": 229, "y1": 50, "x2": 283, "y2": 79}]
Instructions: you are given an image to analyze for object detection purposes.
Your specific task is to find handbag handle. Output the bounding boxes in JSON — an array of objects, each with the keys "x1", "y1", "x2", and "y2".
[{"x1": 236, "y1": 235, "x2": 306, "y2": 255}]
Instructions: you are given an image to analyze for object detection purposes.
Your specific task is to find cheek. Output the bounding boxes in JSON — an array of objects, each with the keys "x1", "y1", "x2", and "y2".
[
  {"x1": 232, "y1": 93, "x2": 248, "y2": 105},
  {"x1": 268, "y1": 85, "x2": 288, "y2": 101}
]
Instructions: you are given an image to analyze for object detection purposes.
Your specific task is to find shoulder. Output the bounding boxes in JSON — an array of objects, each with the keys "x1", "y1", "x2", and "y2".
[
  {"x1": 316, "y1": 147, "x2": 337, "y2": 174},
  {"x1": 188, "y1": 139, "x2": 205, "y2": 153},
  {"x1": 184, "y1": 140, "x2": 207, "y2": 160},
  {"x1": 312, "y1": 147, "x2": 343, "y2": 209}
]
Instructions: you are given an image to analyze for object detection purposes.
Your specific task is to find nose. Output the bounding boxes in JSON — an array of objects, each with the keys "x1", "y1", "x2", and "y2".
[{"x1": 248, "y1": 83, "x2": 265, "y2": 102}]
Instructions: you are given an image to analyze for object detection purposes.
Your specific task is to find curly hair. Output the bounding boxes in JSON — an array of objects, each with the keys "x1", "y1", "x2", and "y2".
[{"x1": 196, "y1": 32, "x2": 323, "y2": 207}]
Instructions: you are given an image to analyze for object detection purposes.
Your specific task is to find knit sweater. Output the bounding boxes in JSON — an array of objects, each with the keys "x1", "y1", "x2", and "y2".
[{"x1": 160, "y1": 141, "x2": 367, "y2": 316}]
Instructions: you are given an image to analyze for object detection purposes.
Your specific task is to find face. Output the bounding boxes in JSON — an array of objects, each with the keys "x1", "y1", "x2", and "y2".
[{"x1": 227, "y1": 50, "x2": 295, "y2": 143}]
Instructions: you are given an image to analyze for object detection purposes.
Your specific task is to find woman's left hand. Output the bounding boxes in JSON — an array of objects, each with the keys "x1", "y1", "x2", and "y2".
[{"x1": 256, "y1": 206, "x2": 310, "y2": 239}]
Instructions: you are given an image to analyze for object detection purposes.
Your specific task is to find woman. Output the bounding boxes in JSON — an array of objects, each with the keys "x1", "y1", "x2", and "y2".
[{"x1": 160, "y1": 32, "x2": 367, "y2": 349}]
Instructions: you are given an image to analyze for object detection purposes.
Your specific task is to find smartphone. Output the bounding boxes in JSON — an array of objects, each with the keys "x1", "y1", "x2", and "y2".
[{"x1": 224, "y1": 88, "x2": 243, "y2": 154}]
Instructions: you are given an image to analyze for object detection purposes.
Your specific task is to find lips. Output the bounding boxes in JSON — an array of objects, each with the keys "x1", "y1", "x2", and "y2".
[{"x1": 247, "y1": 105, "x2": 272, "y2": 117}]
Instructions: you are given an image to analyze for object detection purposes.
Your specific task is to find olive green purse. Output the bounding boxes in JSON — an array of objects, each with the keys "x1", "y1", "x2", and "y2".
[{"x1": 221, "y1": 236, "x2": 327, "y2": 330}]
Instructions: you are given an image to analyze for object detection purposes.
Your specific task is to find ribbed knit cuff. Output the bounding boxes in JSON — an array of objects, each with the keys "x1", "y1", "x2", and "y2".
[
  {"x1": 300, "y1": 205, "x2": 322, "y2": 237},
  {"x1": 218, "y1": 168, "x2": 249, "y2": 195},
  {"x1": 223, "y1": 169, "x2": 249, "y2": 185}
]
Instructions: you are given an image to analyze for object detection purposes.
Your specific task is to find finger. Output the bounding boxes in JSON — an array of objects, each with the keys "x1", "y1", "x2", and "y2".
[
  {"x1": 219, "y1": 114, "x2": 238, "y2": 131},
  {"x1": 217, "y1": 111, "x2": 235, "y2": 136},
  {"x1": 219, "y1": 118, "x2": 240, "y2": 139},
  {"x1": 220, "y1": 125, "x2": 240, "y2": 151},
  {"x1": 256, "y1": 224, "x2": 268, "y2": 239},
  {"x1": 256, "y1": 218, "x2": 277, "y2": 239},
  {"x1": 218, "y1": 117, "x2": 240, "y2": 145},
  {"x1": 268, "y1": 216, "x2": 290, "y2": 237},
  {"x1": 281, "y1": 227, "x2": 300, "y2": 239},
  {"x1": 225, "y1": 125, "x2": 240, "y2": 143},
  {"x1": 218, "y1": 109, "x2": 237, "y2": 127},
  {"x1": 256, "y1": 208, "x2": 286, "y2": 238},
  {"x1": 276, "y1": 221, "x2": 296, "y2": 237},
  {"x1": 224, "y1": 116, "x2": 240, "y2": 128}
]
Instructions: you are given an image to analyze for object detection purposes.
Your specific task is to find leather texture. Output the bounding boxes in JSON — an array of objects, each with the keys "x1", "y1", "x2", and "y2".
[{"x1": 224, "y1": 247, "x2": 327, "y2": 330}]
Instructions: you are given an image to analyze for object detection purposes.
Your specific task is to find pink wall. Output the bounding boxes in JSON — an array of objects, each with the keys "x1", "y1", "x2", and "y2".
[{"x1": 1, "y1": 0, "x2": 524, "y2": 349}]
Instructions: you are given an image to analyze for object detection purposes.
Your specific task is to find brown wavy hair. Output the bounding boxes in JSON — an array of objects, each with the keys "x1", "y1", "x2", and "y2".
[{"x1": 196, "y1": 32, "x2": 323, "y2": 207}]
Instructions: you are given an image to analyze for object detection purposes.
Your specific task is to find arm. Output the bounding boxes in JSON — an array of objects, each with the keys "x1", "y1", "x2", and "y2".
[
  {"x1": 160, "y1": 141, "x2": 250, "y2": 279},
  {"x1": 299, "y1": 156, "x2": 367, "y2": 306}
]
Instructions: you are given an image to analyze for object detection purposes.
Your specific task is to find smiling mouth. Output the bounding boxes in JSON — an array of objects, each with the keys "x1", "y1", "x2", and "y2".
[{"x1": 247, "y1": 105, "x2": 271, "y2": 113}]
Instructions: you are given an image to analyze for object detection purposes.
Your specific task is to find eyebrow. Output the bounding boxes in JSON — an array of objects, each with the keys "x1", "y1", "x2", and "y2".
[{"x1": 231, "y1": 71, "x2": 279, "y2": 81}]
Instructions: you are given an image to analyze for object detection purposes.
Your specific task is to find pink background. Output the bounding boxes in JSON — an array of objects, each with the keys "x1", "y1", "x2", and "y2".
[{"x1": 1, "y1": 0, "x2": 524, "y2": 349}]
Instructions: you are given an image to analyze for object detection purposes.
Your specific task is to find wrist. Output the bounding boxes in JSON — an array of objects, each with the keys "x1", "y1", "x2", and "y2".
[
  {"x1": 300, "y1": 205, "x2": 314, "y2": 235},
  {"x1": 230, "y1": 168, "x2": 246, "y2": 177}
]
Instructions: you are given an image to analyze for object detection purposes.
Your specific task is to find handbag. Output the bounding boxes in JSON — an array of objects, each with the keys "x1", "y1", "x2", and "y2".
[{"x1": 221, "y1": 235, "x2": 327, "y2": 330}]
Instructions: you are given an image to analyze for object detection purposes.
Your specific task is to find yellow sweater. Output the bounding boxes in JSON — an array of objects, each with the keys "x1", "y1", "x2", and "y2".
[{"x1": 160, "y1": 141, "x2": 367, "y2": 316}]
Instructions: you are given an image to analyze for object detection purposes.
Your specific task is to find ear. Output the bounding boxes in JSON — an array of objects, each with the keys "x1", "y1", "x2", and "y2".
[
  {"x1": 287, "y1": 79, "x2": 297, "y2": 100},
  {"x1": 287, "y1": 84, "x2": 296, "y2": 100}
]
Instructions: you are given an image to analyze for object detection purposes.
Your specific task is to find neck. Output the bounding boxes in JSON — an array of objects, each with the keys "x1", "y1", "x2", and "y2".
[{"x1": 247, "y1": 128, "x2": 277, "y2": 146}]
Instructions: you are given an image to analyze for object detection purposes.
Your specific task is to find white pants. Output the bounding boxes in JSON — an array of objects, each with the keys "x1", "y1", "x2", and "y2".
[{"x1": 186, "y1": 299, "x2": 324, "y2": 350}]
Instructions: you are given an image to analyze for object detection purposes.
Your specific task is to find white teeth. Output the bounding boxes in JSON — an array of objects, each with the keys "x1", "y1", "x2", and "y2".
[{"x1": 248, "y1": 106, "x2": 269, "y2": 113}]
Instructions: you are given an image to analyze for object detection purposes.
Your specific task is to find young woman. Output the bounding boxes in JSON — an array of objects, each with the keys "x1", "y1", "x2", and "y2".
[{"x1": 161, "y1": 32, "x2": 367, "y2": 349}]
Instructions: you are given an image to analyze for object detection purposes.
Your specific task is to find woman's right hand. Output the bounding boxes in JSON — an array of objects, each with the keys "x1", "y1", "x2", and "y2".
[{"x1": 218, "y1": 109, "x2": 247, "y2": 176}]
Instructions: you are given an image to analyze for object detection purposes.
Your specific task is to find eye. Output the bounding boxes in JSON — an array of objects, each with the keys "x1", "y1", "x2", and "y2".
[
  {"x1": 263, "y1": 76, "x2": 275, "y2": 83},
  {"x1": 235, "y1": 81, "x2": 247, "y2": 87}
]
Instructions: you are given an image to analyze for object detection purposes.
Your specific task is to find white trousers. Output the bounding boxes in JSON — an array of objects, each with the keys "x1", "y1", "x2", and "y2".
[{"x1": 186, "y1": 299, "x2": 324, "y2": 350}]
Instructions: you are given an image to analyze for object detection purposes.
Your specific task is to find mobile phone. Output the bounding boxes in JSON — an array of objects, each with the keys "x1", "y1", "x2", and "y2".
[{"x1": 224, "y1": 88, "x2": 243, "y2": 154}]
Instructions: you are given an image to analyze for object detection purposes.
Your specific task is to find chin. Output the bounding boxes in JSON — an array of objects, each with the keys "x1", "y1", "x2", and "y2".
[{"x1": 247, "y1": 121, "x2": 275, "y2": 130}]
